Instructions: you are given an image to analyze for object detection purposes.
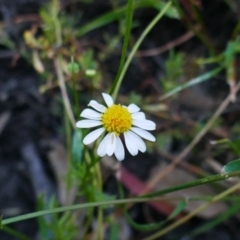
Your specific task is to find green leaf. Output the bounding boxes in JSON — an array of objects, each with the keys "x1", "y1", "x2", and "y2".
[
  {"x1": 67, "y1": 62, "x2": 79, "y2": 74},
  {"x1": 211, "y1": 138, "x2": 240, "y2": 156},
  {"x1": 94, "y1": 191, "x2": 116, "y2": 209},
  {"x1": 125, "y1": 199, "x2": 186, "y2": 232},
  {"x1": 109, "y1": 222, "x2": 119, "y2": 240},
  {"x1": 110, "y1": 0, "x2": 134, "y2": 97},
  {"x1": 222, "y1": 159, "x2": 240, "y2": 173},
  {"x1": 111, "y1": 1, "x2": 172, "y2": 100},
  {"x1": 71, "y1": 129, "x2": 83, "y2": 164},
  {"x1": 125, "y1": 209, "x2": 166, "y2": 231},
  {"x1": 167, "y1": 200, "x2": 186, "y2": 220},
  {"x1": 160, "y1": 67, "x2": 223, "y2": 101},
  {"x1": 75, "y1": 0, "x2": 174, "y2": 37},
  {"x1": 1, "y1": 226, "x2": 30, "y2": 240},
  {"x1": 224, "y1": 41, "x2": 236, "y2": 65},
  {"x1": 227, "y1": 140, "x2": 240, "y2": 156},
  {"x1": 157, "y1": 2, "x2": 179, "y2": 18}
]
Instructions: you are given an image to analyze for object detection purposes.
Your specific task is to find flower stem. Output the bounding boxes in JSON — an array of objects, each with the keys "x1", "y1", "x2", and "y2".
[{"x1": 96, "y1": 161, "x2": 103, "y2": 239}]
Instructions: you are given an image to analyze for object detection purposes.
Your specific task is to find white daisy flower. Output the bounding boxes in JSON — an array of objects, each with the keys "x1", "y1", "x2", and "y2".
[{"x1": 76, "y1": 93, "x2": 156, "y2": 161}]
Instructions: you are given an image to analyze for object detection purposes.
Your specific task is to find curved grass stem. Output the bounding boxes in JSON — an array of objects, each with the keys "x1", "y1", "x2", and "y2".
[
  {"x1": 142, "y1": 181, "x2": 240, "y2": 240},
  {"x1": 2, "y1": 171, "x2": 240, "y2": 226},
  {"x1": 111, "y1": 1, "x2": 172, "y2": 101}
]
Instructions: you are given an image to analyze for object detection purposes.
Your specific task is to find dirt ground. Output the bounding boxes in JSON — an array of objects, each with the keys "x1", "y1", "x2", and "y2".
[{"x1": 1, "y1": 0, "x2": 240, "y2": 239}]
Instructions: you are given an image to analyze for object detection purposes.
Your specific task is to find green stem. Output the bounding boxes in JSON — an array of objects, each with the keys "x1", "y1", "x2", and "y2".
[
  {"x1": 54, "y1": 57, "x2": 76, "y2": 127},
  {"x1": 159, "y1": 67, "x2": 223, "y2": 101},
  {"x1": 81, "y1": 208, "x2": 93, "y2": 239},
  {"x1": 1, "y1": 198, "x2": 156, "y2": 225},
  {"x1": 143, "y1": 181, "x2": 240, "y2": 240},
  {"x1": 189, "y1": 202, "x2": 240, "y2": 237},
  {"x1": 95, "y1": 162, "x2": 103, "y2": 239},
  {"x1": 110, "y1": 0, "x2": 134, "y2": 97},
  {"x1": 2, "y1": 171, "x2": 240, "y2": 226},
  {"x1": 71, "y1": 69, "x2": 79, "y2": 115},
  {"x1": 64, "y1": 107, "x2": 72, "y2": 188},
  {"x1": 172, "y1": 0, "x2": 216, "y2": 55},
  {"x1": 111, "y1": 1, "x2": 172, "y2": 101},
  {"x1": 2, "y1": 226, "x2": 31, "y2": 240},
  {"x1": 142, "y1": 171, "x2": 240, "y2": 198},
  {"x1": 52, "y1": 0, "x2": 62, "y2": 46}
]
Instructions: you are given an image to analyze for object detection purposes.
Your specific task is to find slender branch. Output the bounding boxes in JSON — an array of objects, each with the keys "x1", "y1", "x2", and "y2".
[
  {"x1": 54, "y1": 57, "x2": 76, "y2": 128},
  {"x1": 111, "y1": 1, "x2": 172, "y2": 101},
  {"x1": 143, "y1": 182, "x2": 240, "y2": 240},
  {"x1": 140, "y1": 80, "x2": 240, "y2": 195}
]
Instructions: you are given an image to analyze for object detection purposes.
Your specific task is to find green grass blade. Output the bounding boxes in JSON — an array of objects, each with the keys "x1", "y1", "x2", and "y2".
[
  {"x1": 111, "y1": 1, "x2": 172, "y2": 100},
  {"x1": 2, "y1": 171, "x2": 240, "y2": 226},
  {"x1": 160, "y1": 67, "x2": 223, "y2": 101},
  {"x1": 75, "y1": 0, "x2": 174, "y2": 37},
  {"x1": 189, "y1": 202, "x2": 240, "y2": 237},
  {"x1": 124, "y1": 199, "x2": 186, "y2": 232},
  {"x1": 142, "y1": 171, "x2": 240, "y2": 198},
  {"x1": 110, "y1": 0, "x2": 134, "y2": 96},
  {"x1": 71, "y1": 128, "x2": 83, "y2": 164}
]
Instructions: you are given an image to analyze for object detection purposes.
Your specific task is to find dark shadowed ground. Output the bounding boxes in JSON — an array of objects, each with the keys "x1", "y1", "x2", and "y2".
[{"x1": 1, "y1": 0, "x2": 240, "y2": 239}]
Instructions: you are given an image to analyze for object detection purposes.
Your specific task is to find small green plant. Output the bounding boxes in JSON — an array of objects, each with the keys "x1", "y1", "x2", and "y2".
[{"x1": 160, "y1": 50, "x2": 185, "y2": 92}]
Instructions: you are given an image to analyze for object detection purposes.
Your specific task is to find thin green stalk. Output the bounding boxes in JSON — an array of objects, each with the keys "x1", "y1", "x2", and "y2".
[
  {"x1": 95, "y1": 161, "x2": 103, "y2": 239},
  {"x1": 2, "y1": 171, "x2": 240, "y2": 226},
  {"x1": 52, "y1": 0, "x2": 75, "y2": 127},
  {"x1": 52, "y1": 0, "x2": 62, "y2": 46},
  {"x1": 146, "y1": 79, "x2": 240, "y2": 190},
  {"x1": 1, "y1": 198, "x2": 159, "y2": 225},
  {"x1": 82, "y1": 149, "x2": 103, "y2": 239},
  {"x1": 97, "y1": 206, "x2": 103, "y2": 240},
  {"x1": 110, "y1": 0, "x2": 134, "y2": 96},
  {"x1": 2, "y1": 226, "x2": 31, "y2": 240},
  {"x1": 54, "y1": 57, "x2": 76, "y2": 127},
  {"x1": 71, "y1": 72, "x2": 79, "y2": 115},
  {"x1": 81, "y1": 208, "x2": 93, "y2": 240},
  {"x1": 142, "y1": 171, "x2": 240, "y2": 198},
  {"x1": 111, "y1": 1, "x2": 172, "y2": 101},
  {"x1": 142, "y1": 181, "x2": 240, "y2": 240},
  {"x1": 189, "y1": 202, "x2": 240, "y2": 237},
  {"x1": 64, "y1": 107, "x2": 72, "y2": 188},
  {"x1": 159, "y1": 67, "x2": 223, "y2": 101},
  {"x1": 172, "y1": 0, "x2": 216, "y2": 55},
  {"x1": 75, "y1": 0, "x2": 167, "y2": 37}
]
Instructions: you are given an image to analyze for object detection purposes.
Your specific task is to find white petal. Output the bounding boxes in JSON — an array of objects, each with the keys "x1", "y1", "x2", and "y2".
[
  {"x1": 128, "y1": 104, "x2": 140, "y2": 113},
  {"x1": 131, "y1": 112, "x2": 146, "y2": 120},
  {"x1": 129, "y1": 131, "x2": 146, "y2": 153},
  {"x1": 114, "y1": 137, "x2": 125, "y2": 161},
  {"x1": 88, "y1": 100, "x2": 106, "y2": 113},
  {"x1": 97, "y1": 134, "x2": 109, "y2": 157},
  {"x1": 102, "y1": 93, "x2": 113, "y2": 106},
  {"x1": 133, "y1": 119, "x2": 156, "y2": 130},
  {"x1": 106, "y1": 133, "x2": 116, "y2": 156},
  {"x1": 131, "y1": 127, "x2": 156, "y2": 142},
  {"x1": 83, "y1": 128, "x2": 105, "y2": 145},
  {"x1": 76, "y1": 120, "x2": 102, "y2": 128},
  {"x1": 80, "y1": 109, "x2": 102, "y2": 120},
  {"x1": 124, "y1": 131, "x2": 138, "y2": 156}
]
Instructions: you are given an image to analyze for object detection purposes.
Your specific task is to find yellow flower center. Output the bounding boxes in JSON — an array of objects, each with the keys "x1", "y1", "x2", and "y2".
[{"x1": 102, "y1": 104, "x2": 132, "y2": 135}]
